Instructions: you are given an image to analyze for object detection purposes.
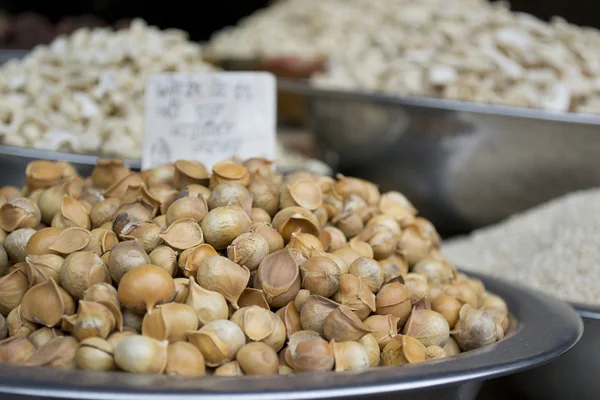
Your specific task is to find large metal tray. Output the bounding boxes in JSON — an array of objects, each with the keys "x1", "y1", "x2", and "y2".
[
  {"x1": 0, "y1": 272, "x2": 583, "y2": 400},
  {"x1": 278, "y1": 79, "x2": 600, "y2": 235},
  {"x1": 479, "y1": 301, "x2": 600, "y2": 400}
]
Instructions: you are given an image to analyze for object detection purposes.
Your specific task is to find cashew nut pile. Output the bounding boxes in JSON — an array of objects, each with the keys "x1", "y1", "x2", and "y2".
[
  {"x1": 208, "y1": 0, "x2": 600, "y2": 114},
  {"x1": 0, "y1": 19, "x2": 215, "y2": 158}
]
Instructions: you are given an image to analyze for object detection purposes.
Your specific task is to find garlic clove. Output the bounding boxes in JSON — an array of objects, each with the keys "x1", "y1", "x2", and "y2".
[
  {"x1": 29, "y1": 327, "x2": 64, "y2": 349},
  {"x1": 452, "y1": 304, "x2": 504, "y2": 351},
  {"x1": 75, "y1": 337, "x2": 116, "y2": 371},
  {"x1": 185, "y1": 277, "x2": 228, "y2": 327},
  {"x1": 107, "y1": 240, "x2": 151, "y2": 283},
  {"x1": 186, "y1": 320, "x2": 245, "y2": 367},
  {"x1": 119, "y1": 221, "x2": 163, "y2": 253},
  {"x1": 6, "y1": 305, "x2": 38, "y2": 338},
  {"x1": 363, "y1": 314, "x2": 401, "y2": 351},
  {"x1": 178, "y1": 243, "x2": 218, "y2": 278},
  {"x1": 146, "y1": 163, "x2": 176, "y2": 188},
  {"x1": 227, "y1": 232, "x2": 269, "y2": 272},
  {"x1": 196, "y1": 256, "x2": 250, "y2": 309},
  {"x1": 117, "y1": 265, "x2": 175, "y2": 315},
  {"x1": 210, "y1": 161, "x2": 250, "y2": 188},
  {"x1": 292, "y1": 337, "x2": 334, "y2": 373},
  {"x1": 207, "y1": 182, "x2": 253, "y2": 216},
  {"x1": 24, "y1": 227, "x2": 62, "y2": 257},
  {"x1": 173, "y1": 278, "x2": 190, "y2": 304},
  {"x1": 59, "y1": 251, "x2": 111, "y2": 300},
  {"x1": 21, "y1": 279, "x2": 75, "y2": 327},
  {"x1": 201, "y1": 206, "x2": 251, "y2": 250},
  {"x1": 214, "y1": 360, "x2": 244, "y2": 376},
  {"x1": 64, "y1": 300, "x2": 116, "y2": 341},
  {"x1": 425, "y1": 345, "x2": 447, "y2": 360},
  {"x1": 403, "y1": 309, "x2": 450, "y2": 348},
  {"x1": 230, "y1": 306, "x2": 285, "y2": 351},
  {"x1": 255, "y1": 248, "x2": 301, "y2": 308},
  {"x1": 247, "y1": 179, "x2": 279, "y2": 217},
  {"x1": 375, "y1": 282, "x2": 412, "y2": 325},
  {"x1": 0, "y1": 336, "x2": 36, "y2": 364},
  {"x1": 114, "y1": 335, "x2": 168, "y2": 374},
  {"x1": 48, "y1": 227, "x2": 99, "y2": 255},
  {"x1": 148, "y1": 246, "x2": 177, "y2": 277},
  {"x1": 252, "y1": 223, "x2": 284, "y2": 254},
  {"x1": 0, "y1": 268, "x2": 30, "y2": 316},
  {"x1": 25, "y1": 161, "x2": 65, "y2": 191},
  {"x1": 299, "y1": 295, "x2": 340, "y2": 337},
  {"x1": 332, "y1": 273, "x2": 376, "y2": 321},
  {"x1": 275, "y1": 301, "x2": 302, "y2": 339},
  {"x1": 103, "y1": 173, "x2": 144, "y2": 199},
  {"x1": 142, "y1": 303, "x2": 198, "y2": 342},
  {"x1": 159, "y1": 218, "x2": 203, "y2": 250},
  {"x1": 174, "y1": 160, "x2": 209, "y2": 189},
  {"x1": 51, "y1": 196, "x2": 90, "y2": 230},
  {"x1": 89, "y1": 198, "x2": 121, "y2": 229},
  {"x1": 24, "y1": 254, "x2": 64, "y2": 287},
  {"x1": 91, "y1": 159, "x2": 131, "y2": 190},
  {"x1": 122, "y1": 184, "x2": 162, "y2": 218},
  {"x1": 165, "y1": 341, "x2": 205, "y2": 376},
  {"x1": 280, "y1": 179, "x2": 323, "y2": 210},
  {"x1": 165, "y1": 193, "x2": 208, "y2": 226},
  {"x1": 0, "y1": 198, "x2": 41, "y2": 232},
  {"x1": 238, "y1": 288, "x2": 270, "y2": 310},
  {"x1": 323, "y1": 305, "x2": 373, "y2": 342},
  {"x1": 332, "y1": 341, "x2": 370, "y2": 372},
  {"x1": 381, "y1": 335, "x2": 427, "y2": 366},
  {"x1": 83, "y1": 283, "x2": 123, "y2": 332},
  {"x1": 349, "y1": 257, "x2": 384, "y2": 293},
  {"x1": 91, "y1": 228, "x2": 119, "y2": 253},
  {"x1": 236, "y1": 342, "x2": 279, "y2": 375},
  {"x1": 300, "y1": 255, "x2": 341, "y2": 298},
  {"x1": 358, "y1": 333, "x2": 381, "y2": 368}
]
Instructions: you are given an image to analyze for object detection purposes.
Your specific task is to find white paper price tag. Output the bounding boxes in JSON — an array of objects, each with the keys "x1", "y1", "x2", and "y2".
[{"x1": 143, "y1": 72, "x2": 276, "y2": 170}]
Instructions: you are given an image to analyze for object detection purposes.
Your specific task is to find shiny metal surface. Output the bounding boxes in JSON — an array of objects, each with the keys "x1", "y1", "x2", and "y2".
[
  {"x1": 0, "y1": 141, "x2": 331, "y2": 189},
  {"x1": 279, "y1": 80, "x2": 600, "y2": 234},
  {"x1": 479, "y1": 302, "x2": 600, "y2": 400},
  {"x1": 0, "y1": 272, "x2": 583, "y2": 400},
  {"x1": 0, "y1": 50, "x2": 28, "y2": 64},
  {"x1": 0, "y1": 145, "x2": 141, "y2": 188}
]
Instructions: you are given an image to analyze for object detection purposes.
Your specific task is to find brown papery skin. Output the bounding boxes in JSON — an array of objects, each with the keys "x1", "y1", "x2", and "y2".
[{"x1": 0, "y1": 156, "x2": 508, "y2": 376}]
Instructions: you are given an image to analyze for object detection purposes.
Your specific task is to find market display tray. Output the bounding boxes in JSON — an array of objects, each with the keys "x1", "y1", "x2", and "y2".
[{"x1": 0, "y1": 272, "x2": 583, "y2": 400}]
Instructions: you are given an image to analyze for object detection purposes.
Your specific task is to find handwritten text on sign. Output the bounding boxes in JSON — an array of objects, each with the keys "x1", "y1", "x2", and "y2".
[{"x1": 143, "y1": 72, "x2": 276, "y2": 170}]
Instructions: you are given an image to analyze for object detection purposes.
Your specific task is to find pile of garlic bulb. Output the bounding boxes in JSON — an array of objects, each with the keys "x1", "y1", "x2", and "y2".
[
  {"x1": 0, "y1": 157, "x2": 508, "y2": 375},
  {"x1": 0, "y1": 19, "x2": 215, "y2": 158}
]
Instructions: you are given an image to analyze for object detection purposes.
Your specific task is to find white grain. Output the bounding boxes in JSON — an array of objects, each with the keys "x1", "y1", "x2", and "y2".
[{"x1": 442, "y1": 189, "x2": 600, "y2": 304}]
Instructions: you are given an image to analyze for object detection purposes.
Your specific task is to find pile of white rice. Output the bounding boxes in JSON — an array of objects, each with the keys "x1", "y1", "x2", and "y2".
[{"x1": 442, "y1": 188, "x2": 600, "y2": 305}]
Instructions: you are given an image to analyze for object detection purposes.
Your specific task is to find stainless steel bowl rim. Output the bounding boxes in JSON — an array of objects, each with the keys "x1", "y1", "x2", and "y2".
[
  {"x1": 0, "y1": 145, "x2": 142, "y2": 169},
  {"x1": 278, "y1": 79, "x2": 600, "y2": 125},
  {"x1": 0, "y1": 145, "x2": 326, "y2": 176},
  {"x1": 571, "y1": 302, "x2": 600, "y2": 320},
  {"x1": 0, "y1": 272, "x2": 583, "y2": 400}
]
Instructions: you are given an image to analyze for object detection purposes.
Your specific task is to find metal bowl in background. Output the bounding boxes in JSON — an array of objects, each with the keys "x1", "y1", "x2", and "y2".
[
  {"x1": 0, "y1": 50, "x2": 28, "y2": 64},
  {"x1": 0, "y1": 145, "x2": 141, "y2": 188},
  {"x1": 0, "y1": 273, "x2": 583, "y2": 400},
  {"x1": 0, "y1": 139, "x2": 332, "y2": 189},
  {"x1": 279, "y1": 80, "x2": 600, "y2": 235},
  {"x1": 478, "y1": 302, "x2": 600, "y2": 400}
]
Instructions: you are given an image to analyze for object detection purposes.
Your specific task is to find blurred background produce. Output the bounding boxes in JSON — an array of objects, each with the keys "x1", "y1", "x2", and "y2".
[
  {"x1": 0, "y1": 0, "x2": 599, "y2": 232},
  {"x1": 207, "y1": 0, "x2": 600, "y2": 113},
  {"x1": 0, "y1": 1, "x2": 596, "y2": 399}
]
